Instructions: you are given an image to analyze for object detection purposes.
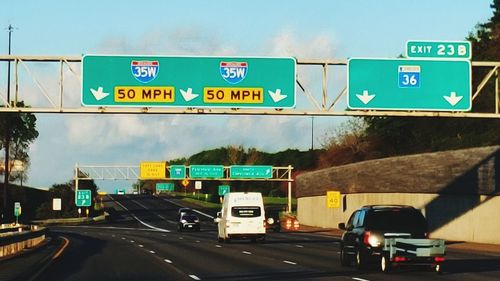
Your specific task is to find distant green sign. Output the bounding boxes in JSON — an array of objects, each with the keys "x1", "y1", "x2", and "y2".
[
  {"x1": 169, "y1": 165, "x2": 186, "y2": 179},
  {"x1": 76, "y1": 190, "x2": 92, "y2": 207},
  {"x1": 230, "y1": 165, "x2": 273, "y2": 179},
  {"x1": 406, "y1": 41, "x2": 471, "y2": 59},
  {"x1": 156, "y1": 183, "x2": 174, "y2": 192},
  {"x1": 348, "y1": 58, "x2": 471, "y2": 111},
  {"x1": 218, "y1": 185, "x2": 230, "y2": 196},
  {"x1": 190, "y1": 165, "x2": 224, "y2": 179}
]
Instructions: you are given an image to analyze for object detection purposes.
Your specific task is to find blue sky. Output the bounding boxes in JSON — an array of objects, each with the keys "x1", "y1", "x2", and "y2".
[{"x1": 0, "y1": 0, "x2": 494, "y2": 192}]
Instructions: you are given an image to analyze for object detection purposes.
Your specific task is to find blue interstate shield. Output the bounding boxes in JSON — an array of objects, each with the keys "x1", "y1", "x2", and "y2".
[
  {"x1": 131, "y1": 60, "x2": 159, "y2": 83},
  {"x1": 220, "y1": 61, "x2": 248, "y2": 84}
]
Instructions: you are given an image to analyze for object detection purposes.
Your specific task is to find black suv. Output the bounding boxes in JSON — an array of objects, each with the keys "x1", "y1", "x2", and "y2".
[{"x1": 339, "y1": 205, "x2": 428, "y2": 269}]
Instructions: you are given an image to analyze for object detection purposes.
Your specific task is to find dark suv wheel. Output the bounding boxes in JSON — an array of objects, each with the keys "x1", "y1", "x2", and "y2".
[{"x1": 340, "y1": 245, "x2": 350, "y2": 266}]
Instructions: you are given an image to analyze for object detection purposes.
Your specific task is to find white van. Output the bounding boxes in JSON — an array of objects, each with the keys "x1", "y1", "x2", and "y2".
[{"x1": 214, "y1": 192, "x2": 266, "y2": 242}]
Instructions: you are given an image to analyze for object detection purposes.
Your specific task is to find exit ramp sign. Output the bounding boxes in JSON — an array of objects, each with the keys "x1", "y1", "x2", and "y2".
[
  {"x1": 348, "y1": 58, "x2": 471, "y2": 111},
  {"x1": 406, "y1": 41, "x2": 471, "y2": 60},
  {"x1": 76, "y1": 190, "x2": 92, "y2": 207},
  {"x1": 82, "y1": 55, "x2": 296, "y2": 109}
]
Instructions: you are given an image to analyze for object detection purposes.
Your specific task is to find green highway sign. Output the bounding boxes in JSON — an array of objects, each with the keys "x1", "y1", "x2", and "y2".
[
  {"x1": 406, "y1": 41, "x2": 471, "y2": 59},
  {"x1": 169, "y1": 165, "x2": 186, "y2": 179},
  {"x1": 14, "y1": 202, "x2": 21, "y2": 217},
  {"x1": 189, "y1": 165, "x2": 224, "y2": 179},
  {"x1": 82, "y1": 55, "x2": 296, "y2": 108},
  {"x1": 218, "y1": 185, "x2": 230, "y2": 196},
  {"x1": 156, "y1": 183, "x2": 174, "y2": 192},
  {"x1": 230, "y1": 165, "x2": 273, "y2": 179},
  {"x1": 76, "y1": 190, "x2": 92, "y2": 207},
  {"x1": 348, "y1": 58, "x2": 471, "y2": 111}
]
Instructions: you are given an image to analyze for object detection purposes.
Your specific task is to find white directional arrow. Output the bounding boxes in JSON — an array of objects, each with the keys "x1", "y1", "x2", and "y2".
[
  {"x1": 90, "y1": 86, "x2": 109, "y2": 101},
  {"x1": 356, "y1": 90, "x2": 375, "y2": 104},
  {"x1": 268, "y1": 89, "x2": 287, "y2": 103},
  {"x1": 443, "y1": 91, "x2": 463, "y2": 106},
  {"x1": 180, "y1": 88, "x2": 199, "y2": 102}
]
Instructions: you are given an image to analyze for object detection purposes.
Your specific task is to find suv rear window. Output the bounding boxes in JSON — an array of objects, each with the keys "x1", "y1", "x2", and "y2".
[
  {"x1": 231, "y1": 206, "x2": 261, "y2": 217},
  {"x1": 365, "y1": 209, "x2": 427, "y2": 232}
]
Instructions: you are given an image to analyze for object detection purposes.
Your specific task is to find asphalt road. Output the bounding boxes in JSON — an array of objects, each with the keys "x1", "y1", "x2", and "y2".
[{"x1": 27, "y1": 195, "x2": 500, "y2": 281}]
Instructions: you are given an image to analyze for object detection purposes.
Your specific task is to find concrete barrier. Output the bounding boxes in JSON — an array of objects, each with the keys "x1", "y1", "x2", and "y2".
[
  {"x1": 0, "y1": 226, "x2": 47, "y2": 258},
  {"x1": 298, "y1": 193, "x2": 500, "y2": 244}
]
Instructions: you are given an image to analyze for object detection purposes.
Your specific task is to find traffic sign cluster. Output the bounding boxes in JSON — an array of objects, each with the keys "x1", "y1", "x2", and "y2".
[{"x1": 82, "y1": 56, "x2": 296, "y2": 109}]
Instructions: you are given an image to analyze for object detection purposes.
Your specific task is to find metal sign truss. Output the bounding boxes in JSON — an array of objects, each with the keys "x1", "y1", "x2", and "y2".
[
  {"x1": 0, "y1": 55, "x2": 498, "y2": 118},
  {"x1": 75, "y1": 164, "x2": 294, "y2": 182},
  {"x1": 75, "y1": 164, "x2": 295, "y2": 212}
]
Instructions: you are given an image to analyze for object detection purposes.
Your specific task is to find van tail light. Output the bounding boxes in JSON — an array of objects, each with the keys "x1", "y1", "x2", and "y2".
[{"x1": 434, "y1": 256, "x2": 445, "y2": 262}]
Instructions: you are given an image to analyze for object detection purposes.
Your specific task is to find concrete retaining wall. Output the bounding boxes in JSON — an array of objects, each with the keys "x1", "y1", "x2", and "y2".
[
  {"x1": 298, "y1": 193, "x2": 500, "y2": 244},
  {"x1": 296, "y1": 146, "x2": 500, "y2": 244},
  {"x1": 0, "y1": 227, "x2": 46, "y2": 258}
]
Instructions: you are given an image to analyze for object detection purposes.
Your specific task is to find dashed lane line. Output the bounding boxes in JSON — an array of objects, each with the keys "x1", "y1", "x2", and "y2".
[
  {"x1": 110, "y1": 196, "x2": 171, "y2": 233},
  {"x1": 242, "y1": 251, "x2": 252, "y2": 255},
  {"x1": 189, "y1": 274, "x2": 201, "y2": 280},
  {"x1": 352, "y1": 278, "x2": 370, "y2": 281},
  {"x1": 283, "y1": 260, "x2": 297, "y2": 265},
  {"x1": 164, "y1": 259, "x2": 173, "y2": 264}
]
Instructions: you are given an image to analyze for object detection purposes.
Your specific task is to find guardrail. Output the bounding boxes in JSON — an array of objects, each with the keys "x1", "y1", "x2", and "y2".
[{"x1": 0, "y1": 225, "x2": 47, "y2": 258}]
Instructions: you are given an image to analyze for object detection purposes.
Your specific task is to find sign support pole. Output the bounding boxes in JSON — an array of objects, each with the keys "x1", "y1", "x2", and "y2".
[{"x1": 287, "y1": 165, "x2": 292, "y2": 213}]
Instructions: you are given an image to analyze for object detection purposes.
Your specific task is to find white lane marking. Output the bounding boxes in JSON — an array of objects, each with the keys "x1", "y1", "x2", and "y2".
[
  {"x1": 111, "y1": 196, "x2": 171, "y2": 233},
  {"x1": 352, "y1": 278, "x2": 370, "y2": 281},
  {"x1": 132, "y1": 199, "x2": 169, "y2": 221},
  {"x1": 196, "y1": 240, "x2": 200, "y2": 243},
  {"x1": 189, "y1": 275, "x2": 201, "y2": 280},
  {"x1": 283, "y1": 260, "x2": 297, "y2": 265},
  {"x1": 215, "y1": 245, "x2": 222, "y2": 248},
  {"x1": 112, "y1": 235, "x2": 116, "y2": 238},
  {"x1": 242, "y1": 251, "x2": 252, "y2": 255},
  {"x1": 164, "y1": 259, "x2": 172, "y2": 264},
  {"x1": 179, "y1": 237, "x2": 184, "y2": 240},
  {"x1": 57, "y1": 225, "x2": 169, "y2": 233},
  {"x1": 138, "y1": 245, "x2": 144, "y2": 248},
  {"x1": 130, "y1": 240, "x2": 135, "y2": 243},
  {"x1": 149, "y1": 250, "x2": 155, "y2": 254},
  {"x1": 162, "y1": 198, "x2": 214, "y2": 219},
  {"x1": 121, "y1": 237, "x2": 126, "y2": 240},
  {"x1": 295, "y1": 245, "x2": 304, "y2": 248}
]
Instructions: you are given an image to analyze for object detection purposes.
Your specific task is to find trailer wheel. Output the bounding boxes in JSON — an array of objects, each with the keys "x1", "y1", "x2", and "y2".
[{"x1": 381, "y1": 255, "x2": 391, "y2": 273}]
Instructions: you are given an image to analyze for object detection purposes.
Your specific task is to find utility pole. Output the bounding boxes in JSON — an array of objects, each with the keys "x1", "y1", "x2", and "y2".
[
  {"x1": 2, "y1": 24, "x2": 14, "y2": 222},
  {"x1": 310, "y1": 116, "x2": 314, "y2": 151}
]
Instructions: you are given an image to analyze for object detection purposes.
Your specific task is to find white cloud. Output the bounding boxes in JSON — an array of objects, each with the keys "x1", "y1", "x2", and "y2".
[{"x1": 268, "y1": 28, "x2": 337, "y2": 58}]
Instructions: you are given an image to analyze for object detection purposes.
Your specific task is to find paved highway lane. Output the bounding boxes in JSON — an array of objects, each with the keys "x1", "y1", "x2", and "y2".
[{"x1": 31, "y1": 195, "x2": 500, "y2": 281}]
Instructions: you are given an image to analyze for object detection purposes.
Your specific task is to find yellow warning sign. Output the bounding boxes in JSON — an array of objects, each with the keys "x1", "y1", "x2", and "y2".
[
  {"x1": 115, "y1": 86, "x2": 175, "y2": 103},
  {"x1": 203, "y1": 87, "x2": 264, "y2": 103},
  {"x1": 326, "y1": 191, "x2": 341, "y2": 208},
  {"x1": 140, "y1": 162, "x2": 166, "y2": 179}
]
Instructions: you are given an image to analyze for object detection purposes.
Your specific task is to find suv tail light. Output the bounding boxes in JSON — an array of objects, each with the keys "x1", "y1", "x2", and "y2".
[{"x1": 363, "y1": 231, "x2": 381, "y2": 247}]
